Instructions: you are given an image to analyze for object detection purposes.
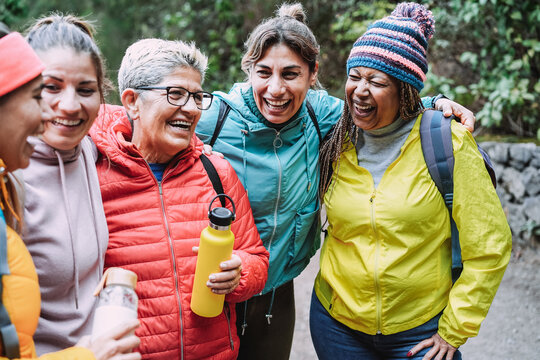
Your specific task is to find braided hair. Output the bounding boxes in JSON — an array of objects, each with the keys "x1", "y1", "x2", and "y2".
[{"x1": 318, "y1": 80, "x2": 423, "y2": 200}]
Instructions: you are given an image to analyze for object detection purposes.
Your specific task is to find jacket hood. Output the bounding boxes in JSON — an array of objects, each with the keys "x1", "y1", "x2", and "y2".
[
  {"x1": 27, "y1": 136, "x2": 84, "y2": 164},
  {"x1": 91, "y1": 104, "x2": 204, "y2": 177}
]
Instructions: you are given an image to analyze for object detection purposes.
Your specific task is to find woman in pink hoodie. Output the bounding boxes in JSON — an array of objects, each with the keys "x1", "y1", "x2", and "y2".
[{"x1": 19, "y1": 15, "x2": 140, "y2": 358}]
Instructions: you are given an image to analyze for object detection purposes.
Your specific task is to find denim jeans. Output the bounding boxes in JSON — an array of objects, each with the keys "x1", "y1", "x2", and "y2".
[{"x1": 310, "y1": 291, "x2": 462, "y2": 360}]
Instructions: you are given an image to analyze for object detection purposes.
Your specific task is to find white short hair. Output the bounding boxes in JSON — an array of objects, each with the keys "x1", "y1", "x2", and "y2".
[{"x1": 118, "y1": 38, "x2": 208, "y2": 93}]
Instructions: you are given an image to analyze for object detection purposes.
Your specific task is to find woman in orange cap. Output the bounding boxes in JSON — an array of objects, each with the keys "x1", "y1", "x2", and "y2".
[{"x1": 0, "y1": 24, "x2": 140, "y2": 360}]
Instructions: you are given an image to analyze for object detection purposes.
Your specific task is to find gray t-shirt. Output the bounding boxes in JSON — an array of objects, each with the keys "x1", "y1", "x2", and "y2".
[{"x1": 355, "y1": 118, "x2": 415, "y2": 188}]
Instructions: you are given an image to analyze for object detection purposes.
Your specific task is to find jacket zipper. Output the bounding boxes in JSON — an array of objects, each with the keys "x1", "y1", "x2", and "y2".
[
  {"x1": 266, "y1": 130, "x2": 283, "y2": 260},
  {"x1": 224, "y1": 303, "x2": 234, "y2": 350},
  {"x1": 158, "y1": 180, "x2": 185, "y2": 359},
  {"x1": 370, "y1": 191, "x2": 382, "y2": 334}
]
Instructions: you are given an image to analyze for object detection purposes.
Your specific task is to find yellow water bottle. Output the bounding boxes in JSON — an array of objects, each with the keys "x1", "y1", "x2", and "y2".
[{"x1": 191, "y1": 194, "x2": 236, "y2": 317}]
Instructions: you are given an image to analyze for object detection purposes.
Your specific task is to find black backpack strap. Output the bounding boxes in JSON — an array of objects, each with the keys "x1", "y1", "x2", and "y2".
[
  {"x1": 209, "y1": 100, "x2": 232, "y2": 147},
  {"x1": 305, "y1": 101, "x2": 322, "y2": 144},
  {"x1": 200, "y1": 154, "x2": 226, "y2": 207},
  {"x1": 0, "y1": 211, "x2": 20, "y2": 359},
  {"x1": 420, "y1": 110, "x2": 462, "y2": 282}
]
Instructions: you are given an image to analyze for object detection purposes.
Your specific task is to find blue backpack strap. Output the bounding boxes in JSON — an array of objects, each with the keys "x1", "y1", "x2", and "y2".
[
  {"x1": 0, "y1": 211, "x2": 20, "y2": 359},
  {"x1": 209, "y1": 100, "x2": 232, "y2": 148},
  {"x1": 305, "y1": 101, "x2": 322, "y2": 144},
  {"x1": 420, "y1": 110, "x2": 462, "y2": 282}
]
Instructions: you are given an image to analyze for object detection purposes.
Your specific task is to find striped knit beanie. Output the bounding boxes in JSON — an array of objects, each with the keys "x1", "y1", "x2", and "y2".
[{"x1": 346, "y1": 2, "x2": 435, "y2": 92}]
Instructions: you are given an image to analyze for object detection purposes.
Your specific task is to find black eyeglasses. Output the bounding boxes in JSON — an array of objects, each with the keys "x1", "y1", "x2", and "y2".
[{"x1": 135, "y1": 86, "x2": 213, "y2": 110}]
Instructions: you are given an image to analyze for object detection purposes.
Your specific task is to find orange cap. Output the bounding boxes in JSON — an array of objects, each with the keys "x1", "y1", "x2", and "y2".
[{"x1": 0, "y1": 32, "x2": 45, "y2": 97}]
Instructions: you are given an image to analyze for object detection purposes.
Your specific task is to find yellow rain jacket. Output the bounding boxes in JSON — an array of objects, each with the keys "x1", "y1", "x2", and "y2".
[{"x1": 314, "y1": 114, "x2": 511, "y2": 348}]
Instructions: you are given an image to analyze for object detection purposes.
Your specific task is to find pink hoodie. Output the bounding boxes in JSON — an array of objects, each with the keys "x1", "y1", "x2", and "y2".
[{"x1": 21, "y1": 135, "x2": 108, "y2": 355}]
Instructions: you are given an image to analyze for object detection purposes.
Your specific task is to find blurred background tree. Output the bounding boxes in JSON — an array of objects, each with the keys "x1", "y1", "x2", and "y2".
[{"x1": 2, "y1": 0, "x2": 538, "y2": 139}]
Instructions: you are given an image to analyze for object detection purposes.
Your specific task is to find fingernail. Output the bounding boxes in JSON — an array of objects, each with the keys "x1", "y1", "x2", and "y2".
[
  {"x1": 220, "y1": 262, "x2": 226, "y2": 268},
  {"x1": 407, "y1": 351, "x2": 413, "y2": 357},
  {"x1": 209, "y1": 275, "x2": 216, "y2": 281}
]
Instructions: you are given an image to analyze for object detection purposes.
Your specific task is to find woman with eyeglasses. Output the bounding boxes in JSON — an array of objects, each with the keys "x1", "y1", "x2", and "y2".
[{"x1": 89, "y1": 38, "x2": 269, "y2": 360}]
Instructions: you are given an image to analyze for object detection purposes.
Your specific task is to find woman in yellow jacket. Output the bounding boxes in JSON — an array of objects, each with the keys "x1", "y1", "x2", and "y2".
[
  {"x1": 311, "y1": 3, "x2": 511, "y2": 360},
  {"x1": 0, "y1": 25, "x2": 139, "y2": 360}
]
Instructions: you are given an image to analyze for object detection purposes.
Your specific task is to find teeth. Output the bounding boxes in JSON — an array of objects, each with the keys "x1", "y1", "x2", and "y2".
[
  {"x1": 53, "y1": 118, "x2": 82, "y2": 126},
  {"x1": 356, "y1": 105, "x2": 373, "y2": 110},
  {"x1": 266, "y1": 99, "x2": 289, "y2": 107},
  {"x1": 169, "y1": 120, "x2": 191, "y2": 127}
]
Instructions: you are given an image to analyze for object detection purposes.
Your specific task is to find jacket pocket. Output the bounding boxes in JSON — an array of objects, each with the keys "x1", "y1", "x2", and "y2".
[{"x1": 287, "y1": 203, "x2": 321, "y2": 267}]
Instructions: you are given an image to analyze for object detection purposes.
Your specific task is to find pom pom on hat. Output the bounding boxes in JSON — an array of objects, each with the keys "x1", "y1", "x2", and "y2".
[
  {"x1": 391, "y1": 2, "x2": 435, "y2": 40},
  {"x1": 346, "y1": 2, "x2": 435, "y2": 92}
]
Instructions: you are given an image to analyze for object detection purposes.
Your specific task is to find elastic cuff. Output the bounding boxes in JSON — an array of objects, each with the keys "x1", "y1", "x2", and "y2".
[{"x1": 432, "y1": 94, "x2": 449, "y2": 109}]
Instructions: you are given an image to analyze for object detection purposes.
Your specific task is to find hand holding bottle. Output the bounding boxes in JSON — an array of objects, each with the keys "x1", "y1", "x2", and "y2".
[
  {"x1": 76, "y1": 319, "x2": 141, "y2": 360},
  {"x1": 192, "y1": 247, "x2": 242, "y2": 295}
]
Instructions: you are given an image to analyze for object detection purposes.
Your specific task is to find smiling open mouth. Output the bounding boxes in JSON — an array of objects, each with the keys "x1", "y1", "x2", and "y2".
[
  {"x1": 52, "y1": 118, "x2": 84, "y2": 127},
  {"x1": 354, "y1": 103, "x2": 375, "y2": 115},
  {"x1": 265, "y1": 98, "x2": 291, "y2": 110},
  {"x1": 168, "y1": 120, "x2": 191, "y2": 130}
]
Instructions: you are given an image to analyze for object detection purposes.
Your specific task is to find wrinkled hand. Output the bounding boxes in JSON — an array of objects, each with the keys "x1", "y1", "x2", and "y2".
[
  {"x1": 434, "y1": 98, "x2": 475, "y2": 132},
  {"x1": 192, "y1": 246, "x2": 242, "y2": 295},
  {"x1": 407, "y1": 332, "x2": 457, "y2": 360},
  {"x1": 76, "y1": 319, "x2": 141, "y2": 360},
  {"x1": 203, "y1": 144, "x2": 224, "y2": 158}
]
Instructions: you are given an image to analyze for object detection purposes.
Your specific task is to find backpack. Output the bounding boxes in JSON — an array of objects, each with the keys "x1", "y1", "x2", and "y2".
[
  {"x1": 419, "y1": 109, "x2": 496, "y2": 282},
  {"x1": 208, "y1": 100, "x2": 322, "y2": 148},
  {"x1": 0, "y1": 210, "x2": 20, "y2": 359}
]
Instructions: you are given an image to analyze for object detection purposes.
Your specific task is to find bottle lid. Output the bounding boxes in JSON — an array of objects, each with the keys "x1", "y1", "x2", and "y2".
[
  {"x1": 209, "y1": 207, "x2": 233, "y2": 227},
  {"x1": 93, "y1": 267, "x2": 137, "y2": 296},
  {"x1": 106, "y1": 267, "x2": 137, "y2": 289}
]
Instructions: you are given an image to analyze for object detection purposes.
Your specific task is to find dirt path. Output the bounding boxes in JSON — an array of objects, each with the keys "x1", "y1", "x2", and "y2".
[{"x1": 290, "y1": 247, "x2": 540, "y2": 360}]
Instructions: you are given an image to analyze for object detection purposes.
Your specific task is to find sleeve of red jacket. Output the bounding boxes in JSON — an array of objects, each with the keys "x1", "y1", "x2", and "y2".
[{"x1": 216, "y1": 158, "x2": 269, "y2": 303}]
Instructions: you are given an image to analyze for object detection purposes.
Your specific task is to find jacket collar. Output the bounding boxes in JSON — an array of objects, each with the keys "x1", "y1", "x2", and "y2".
[{"x1": 92, "y1": 104, "x2": 203, "y2": 177}]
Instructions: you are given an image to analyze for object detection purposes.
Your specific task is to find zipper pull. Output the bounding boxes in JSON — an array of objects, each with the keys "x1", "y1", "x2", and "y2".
[{"x1": 273, "y1": 132, "x2": 283, "y2": 148}]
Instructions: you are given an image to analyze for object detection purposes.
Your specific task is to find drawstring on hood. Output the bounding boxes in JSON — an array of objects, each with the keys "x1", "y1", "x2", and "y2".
[
  {"x1": 54, "y1": 149, "x2": 80, "y2": 309},
  {"x1": 241, "y1": 129, "x2": 249, "y2": 196},
  {"x1": 301, "y1": 123, "x2": 312, "y2": 192}
]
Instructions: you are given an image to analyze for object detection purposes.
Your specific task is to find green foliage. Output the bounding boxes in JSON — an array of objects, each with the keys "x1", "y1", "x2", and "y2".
[
  {"x1": 323, "y1": 0, "x2": 397, "y2": 92},
  {"x1": 161, "y1": 0, "x2": 249, "y2": 92},
  {"x1": 424, "y1": 0, "x2": 540, "y2": 139},
  {"x1": 0, "y1": 0, "x2": 29, "y2": 26},
  {"x1": 5, "y1": 0, "x2": 539, "y2": 138}
]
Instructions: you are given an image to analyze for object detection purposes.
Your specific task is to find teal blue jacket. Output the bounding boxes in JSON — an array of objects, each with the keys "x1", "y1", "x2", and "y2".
[{"x1": 196, "y1": 83, "x2": 343, "y2": 294}]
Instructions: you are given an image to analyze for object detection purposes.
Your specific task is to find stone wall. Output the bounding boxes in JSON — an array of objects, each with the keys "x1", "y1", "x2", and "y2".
[{"x1": 480, "y1": 142, "x2": 540, "y2": 248}]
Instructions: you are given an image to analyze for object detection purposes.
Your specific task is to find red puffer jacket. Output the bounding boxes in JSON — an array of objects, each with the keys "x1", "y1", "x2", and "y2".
[{"x1": 90, "y1": 105, "x2": 269, "y2": 360}]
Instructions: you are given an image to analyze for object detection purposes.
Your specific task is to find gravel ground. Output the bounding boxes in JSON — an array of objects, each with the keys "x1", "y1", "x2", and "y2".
[{"x1": 290, "y1": 246, "x2": 540, "y2": 360}]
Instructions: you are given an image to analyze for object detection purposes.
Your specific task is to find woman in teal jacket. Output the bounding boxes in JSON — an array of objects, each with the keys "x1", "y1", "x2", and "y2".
[{"x1": 195, "y1": 3, "x2": 473, "y2": 359}]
